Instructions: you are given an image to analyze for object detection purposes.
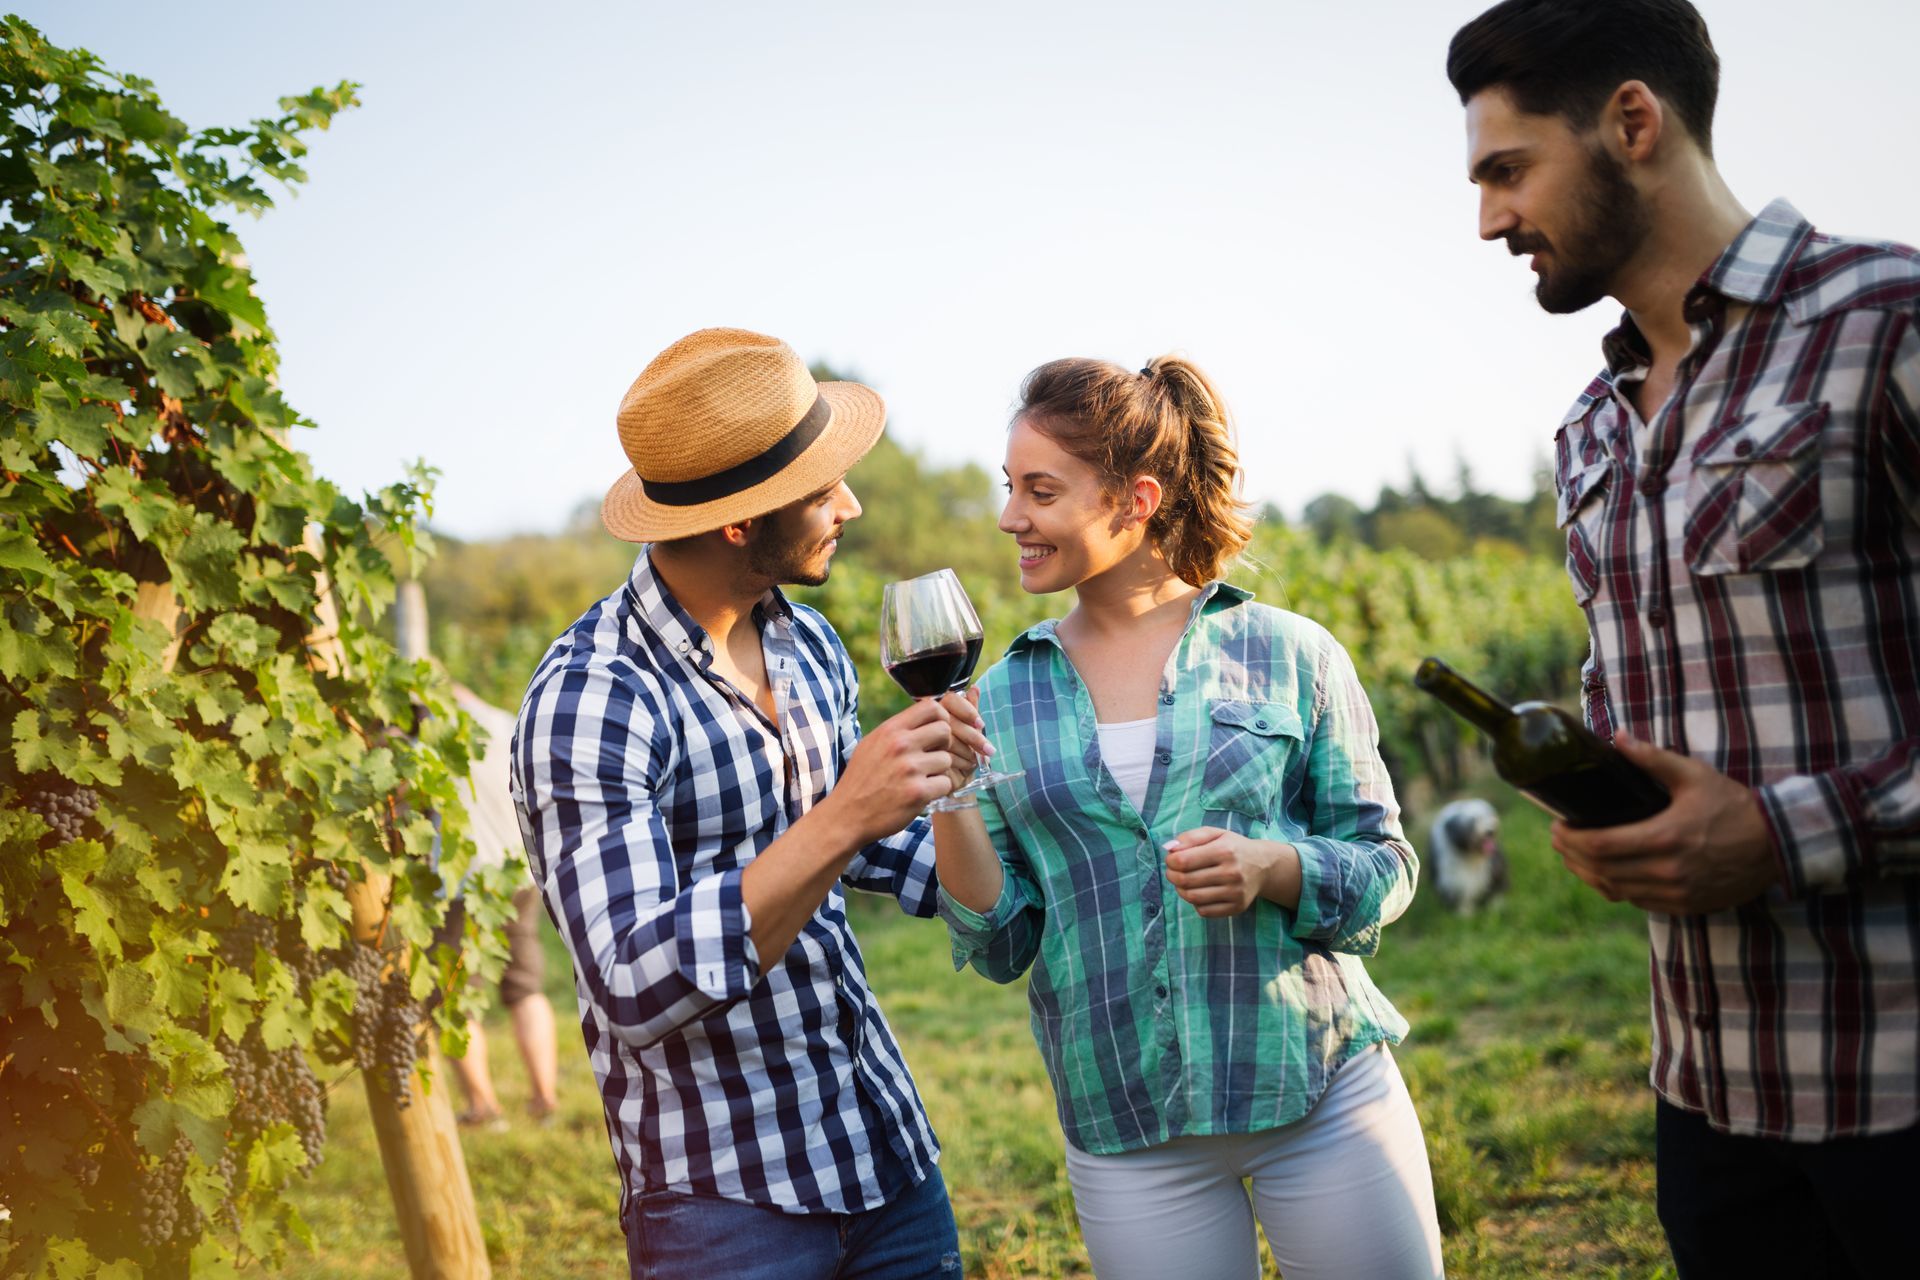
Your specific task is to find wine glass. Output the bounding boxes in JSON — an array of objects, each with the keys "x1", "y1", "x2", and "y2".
[
  {"x1": 927, "y1": 572, "x2": 1021, "y2": 806},
  {"x1": 880, "y1": 570, "x2": 1021, "y2": 812}
]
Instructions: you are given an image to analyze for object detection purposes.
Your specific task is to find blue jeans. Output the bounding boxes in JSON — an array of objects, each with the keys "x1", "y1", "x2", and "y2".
[{"x1": 621, "y1": 1165, "x2": 961, "y2": 1280}]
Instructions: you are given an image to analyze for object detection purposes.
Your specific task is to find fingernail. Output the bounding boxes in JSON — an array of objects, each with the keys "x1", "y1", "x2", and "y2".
[{"x1": 1162, "y1": 840, "x2": 1180, "y2": 852}]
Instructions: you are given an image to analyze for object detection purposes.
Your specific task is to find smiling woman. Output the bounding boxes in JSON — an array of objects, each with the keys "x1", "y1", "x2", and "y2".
[{"x1": 928, "y1": 352, "x2": 1446, "y2": 1280}]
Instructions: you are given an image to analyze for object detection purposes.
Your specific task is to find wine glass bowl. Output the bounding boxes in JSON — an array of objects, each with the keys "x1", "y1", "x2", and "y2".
[
  {"x1": 879, "y1": 569, "x2": 1021, "y2": 811},
  {"x1": 879, "y1": 572, "x2": 972, "y2": 696}
]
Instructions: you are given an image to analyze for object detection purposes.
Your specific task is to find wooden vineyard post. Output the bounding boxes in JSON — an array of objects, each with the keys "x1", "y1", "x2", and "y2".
[
  {"x1": 346, "y1": 874, "x2": 492, "y2": 1280},
  {"x1": 320, "y1": 558, "x2": 492, "y2": 1279}
]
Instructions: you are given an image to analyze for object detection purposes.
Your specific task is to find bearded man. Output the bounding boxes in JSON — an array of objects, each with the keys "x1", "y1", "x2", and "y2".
[{"x1": 1451, "y1": 2, "x2": 1920, "y2": 1274}]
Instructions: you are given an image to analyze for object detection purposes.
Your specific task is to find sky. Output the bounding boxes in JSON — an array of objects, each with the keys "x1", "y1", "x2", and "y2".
[{"x1": 21, "y1": 0, "x2": 1920, "y2": 539}]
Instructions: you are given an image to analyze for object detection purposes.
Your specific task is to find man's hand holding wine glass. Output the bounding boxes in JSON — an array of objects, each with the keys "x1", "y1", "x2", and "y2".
[
  {"x1": 823, "y1": 698, "x2": 985, "y2": 840},
  {"x1": 1549, "y1": 734, "x2": 1780, "y2": 916}
]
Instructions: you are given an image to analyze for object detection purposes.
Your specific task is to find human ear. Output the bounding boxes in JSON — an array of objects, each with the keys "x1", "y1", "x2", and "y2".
[
  {"x1": 1131, "y1": 475, "x2": 1164, "y2": 526},
  {"x1": 1609, "y1": 80, "x2": 1665, "y2": 162}
]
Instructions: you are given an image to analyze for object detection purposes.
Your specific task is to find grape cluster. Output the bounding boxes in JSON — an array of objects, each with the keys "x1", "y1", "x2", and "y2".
[
  {"x1": 375, "y1": 971, "x2": 424, "y2": 1109},
  {"x1": 278, "y1": 918, "x2": 327, "y2": 997},
  {"x1": 210, "y1": 1144, "x2": 240, "y2": 1231},
  {"x1": 220, "y1": 910, "x2": 277, "y2": 970},
  {"x1": 20, "y1": 774, "x2": 99, "y2": 845},
  {"x1": 278, "y1": 1042, "x2": 327, "y2": 1169},
  {"x1": 137, "y1": 1134, "x2": 201, "y2": 1251},
  {"x1": 222, "y1": 1027, "x2": 327, "y2": 1173},
  {"x1": 341, "y1": 942, "x2": 385, "y2": 1072}
]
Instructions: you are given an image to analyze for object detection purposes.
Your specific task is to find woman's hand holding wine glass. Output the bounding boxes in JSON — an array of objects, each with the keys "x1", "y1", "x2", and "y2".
[{"x1": 937, "y1": 687, "x2": 987, "y2": 795}]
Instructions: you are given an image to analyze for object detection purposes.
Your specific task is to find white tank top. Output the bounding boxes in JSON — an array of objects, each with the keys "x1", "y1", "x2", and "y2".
[{"x1": 1096, "y1": 717, "x2": 1159, "y2": 811}]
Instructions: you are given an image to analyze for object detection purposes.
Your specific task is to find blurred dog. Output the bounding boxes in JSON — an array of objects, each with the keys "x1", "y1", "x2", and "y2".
[{"x1": 1429, "y1": 798, "x2": 1508, "y2": 916}]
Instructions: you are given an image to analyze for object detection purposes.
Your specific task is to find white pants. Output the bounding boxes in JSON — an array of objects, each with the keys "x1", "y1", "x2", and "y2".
[{"x1": 1062, "y1": 1044, "x2": 1444, "y2": 1280}]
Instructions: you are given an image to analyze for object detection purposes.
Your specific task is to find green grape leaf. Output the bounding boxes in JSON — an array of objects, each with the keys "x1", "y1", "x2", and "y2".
[
  {"x1": 307, "y1": 968, "x2": 356, "y2": 1042},
  {"x1": 218, "y1": 840, "x2": 292, "y2": 914},
  {"x1": 132, "y1": 1095, "x2": 224, "y2": 1160},
  {"x1": 298, "y1": 880, "x2": 351, "y2": 949},
  {"x1": 140, "y1": 929, "x2": 209, "y2": 1019},
  {"x1": 189, "y1": 261, "x2": 268, "y2": 335},
  {"x1": 0, "y1": 527, "x2": 56, "y2": 577},
  {"x1": 92, "y1": 465, "x2": 182, "y2": 542},
  {"x1": 245, "y1": 1122, "x2": 306, "y2": 1191},
  {"x1": 188, "y1": 1231, "x2": 241, "y2": 1278},
  {"x1": 104, "y1": 963, "x2": 162, "y2": 1038},
  {"x1": 209, "y1": 962, "x2": 257, "y2": 1044}
]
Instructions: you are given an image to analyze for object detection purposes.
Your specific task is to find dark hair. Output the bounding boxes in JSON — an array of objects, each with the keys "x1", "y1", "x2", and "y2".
[
  {"x1": 1015, "y1": 355, "x2": 1253, "y2": 587},
  {"x1": 1447, "y1": 0, "x2": 1720, "y2": 154}
]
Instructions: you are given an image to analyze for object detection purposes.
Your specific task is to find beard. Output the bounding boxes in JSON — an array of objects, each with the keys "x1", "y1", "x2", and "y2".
[
  {"x1": 745, "y1": 505, "x2": 835, "y2": 586},
  {"x1": 1511, "y1": 144, "x2": 1652, "y2": 315}
]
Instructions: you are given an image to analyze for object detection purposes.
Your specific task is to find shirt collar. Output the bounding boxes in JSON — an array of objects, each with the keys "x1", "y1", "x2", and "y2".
[
  {"x1": 1599, "y1": 198, "x2": 1813, "y2": 376},
  {"x1": 625, "y1": 547, "x2": 793, "y2": 668},
  {"x1": 1702, "y1": 198, "x2": 1814, "y2": 306},
  {"x1": 1008, "y1": 579, "x2": 1252, "y2": 653}
]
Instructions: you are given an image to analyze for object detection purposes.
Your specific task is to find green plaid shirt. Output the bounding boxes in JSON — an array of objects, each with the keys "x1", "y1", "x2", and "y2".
[{"x1": 939, "y1": 583, "x2": 1416, "y2": 1155}]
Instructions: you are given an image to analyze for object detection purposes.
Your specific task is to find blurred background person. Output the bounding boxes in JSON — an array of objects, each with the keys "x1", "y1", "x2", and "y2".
[
  {"x1": 396, "y1": 577, "x2": 562, "y2": 1127},
  {"x1": 446, "y1": 682, "x2": 562, "y2": 1128}
]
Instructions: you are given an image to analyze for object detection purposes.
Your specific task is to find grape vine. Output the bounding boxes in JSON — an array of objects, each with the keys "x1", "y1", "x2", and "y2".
[{"x1": 0, "y1": 18, "x2": 516, "y2": 1277}]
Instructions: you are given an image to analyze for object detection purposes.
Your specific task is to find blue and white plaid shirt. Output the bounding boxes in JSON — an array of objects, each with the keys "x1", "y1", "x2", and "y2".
[{"x1": 510, "y1": 549, "x2": 942, "y2": 1214}]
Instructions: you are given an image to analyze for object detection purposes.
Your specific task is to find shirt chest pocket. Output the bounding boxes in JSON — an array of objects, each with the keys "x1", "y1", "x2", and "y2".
[
  {"x1": 1201, "y1": 698, "x2": 1303, "y2": 821},
  {"x1": 1683, "y1": 402, "x2": 1829, "y2": 575},
  {"x1": 1556, "y1": 458, "x2": 1617, "y2": 606}
]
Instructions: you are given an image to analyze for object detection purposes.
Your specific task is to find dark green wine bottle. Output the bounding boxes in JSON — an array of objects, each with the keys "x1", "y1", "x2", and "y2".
[{"x1": 1413, "y1": 657, "x2": 1669, "y2": 828}]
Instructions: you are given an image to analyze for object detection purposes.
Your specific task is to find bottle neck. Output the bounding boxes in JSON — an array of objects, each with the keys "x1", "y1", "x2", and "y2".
[{"x1": 1415, "y1": 659, "x2": 1517, "y2": 737}]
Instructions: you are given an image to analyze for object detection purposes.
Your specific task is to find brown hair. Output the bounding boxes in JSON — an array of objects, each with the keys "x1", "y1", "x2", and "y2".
[{"x1": 1015, "y1": 355, "x2": 1253, "y2": 586}]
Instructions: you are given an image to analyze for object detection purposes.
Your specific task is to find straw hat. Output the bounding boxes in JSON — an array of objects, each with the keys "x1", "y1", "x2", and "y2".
[{"x1": 601, "y1": 328, "x2": 886, "y2": 542}]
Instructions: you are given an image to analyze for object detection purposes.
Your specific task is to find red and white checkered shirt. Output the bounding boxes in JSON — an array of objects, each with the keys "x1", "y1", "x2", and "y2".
[{"x1": 1554, "y1": 199, "x2": 1920, "y2": 1142}]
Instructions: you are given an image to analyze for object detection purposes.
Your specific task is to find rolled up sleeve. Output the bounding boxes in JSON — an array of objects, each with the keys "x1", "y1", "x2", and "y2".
[
  {"x1": 936, "y1": 786, "x2": 1046, "y2": 982},
  {"x1": 516, "y1": 662, "x2": 761, "y2": 1049},
  {"x1": 1288, "y1": 640, "x2": 1419, "y2": 957},
  {"x1": 1759, "y1": 739, "x2": 1920, "y2": 894}
]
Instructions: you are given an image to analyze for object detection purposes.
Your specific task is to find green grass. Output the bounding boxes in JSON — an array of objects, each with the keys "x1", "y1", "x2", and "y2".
[{"x1": 277, "y1": 795, "x2": 1676, "y2": 1278}]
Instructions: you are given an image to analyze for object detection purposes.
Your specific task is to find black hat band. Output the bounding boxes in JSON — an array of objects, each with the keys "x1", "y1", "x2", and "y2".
[{"x1": 639, "y1": 393, "x2": 832, "y2": 507}]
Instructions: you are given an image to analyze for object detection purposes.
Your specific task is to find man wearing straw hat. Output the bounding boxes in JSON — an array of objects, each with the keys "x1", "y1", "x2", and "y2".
[{"x1": 512, "y1": 329, "x2": 979, "y2": 1278}]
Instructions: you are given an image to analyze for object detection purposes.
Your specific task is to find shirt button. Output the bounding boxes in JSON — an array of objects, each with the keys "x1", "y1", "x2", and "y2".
[
  {"x1": 1254, "y1": 718, "x2": 1269, "y2": 730},
  {"x1": 676, "y1": 640, "x2": 690, "y2": 653},
  {"x1": 1640, "y1": 477, "x2": 1666, "y2": 498},
  {"x1": 1691, "y1": 1012, "x2": 1714, "y2": 1030},
  {"x1": 1155, "y1": 749, "x2": 1172, "y2": 765},
  {"x1": 1154, "y1": 984, "x2": 1168, "y2": 999},
  {"x1": 1647, "y1": 607, "x2": 1668, "y2": 629},
  {"x1": 1160, "y1": 693, "x2": 1175, "y2": 706},
  {"x1": 1733, "y1": 439, "x2": 1754, "y2": 458}
]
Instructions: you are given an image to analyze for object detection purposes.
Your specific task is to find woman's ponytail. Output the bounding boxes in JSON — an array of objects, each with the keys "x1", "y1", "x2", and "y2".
[{"x1": 1140, "y1": 356, "x2": 1253, "y2": 586}]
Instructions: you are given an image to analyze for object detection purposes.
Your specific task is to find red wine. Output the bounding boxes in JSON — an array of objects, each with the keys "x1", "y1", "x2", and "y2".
[
  {"x1": 1414, "y1": 657, "x2": 1670, "y2": 828},
  {"x1": 887, "y1": 643, "x2": 971, "y2": 698},
  {"x1": 948, "y1": 637, "x2": 984, "y2": 691}
]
